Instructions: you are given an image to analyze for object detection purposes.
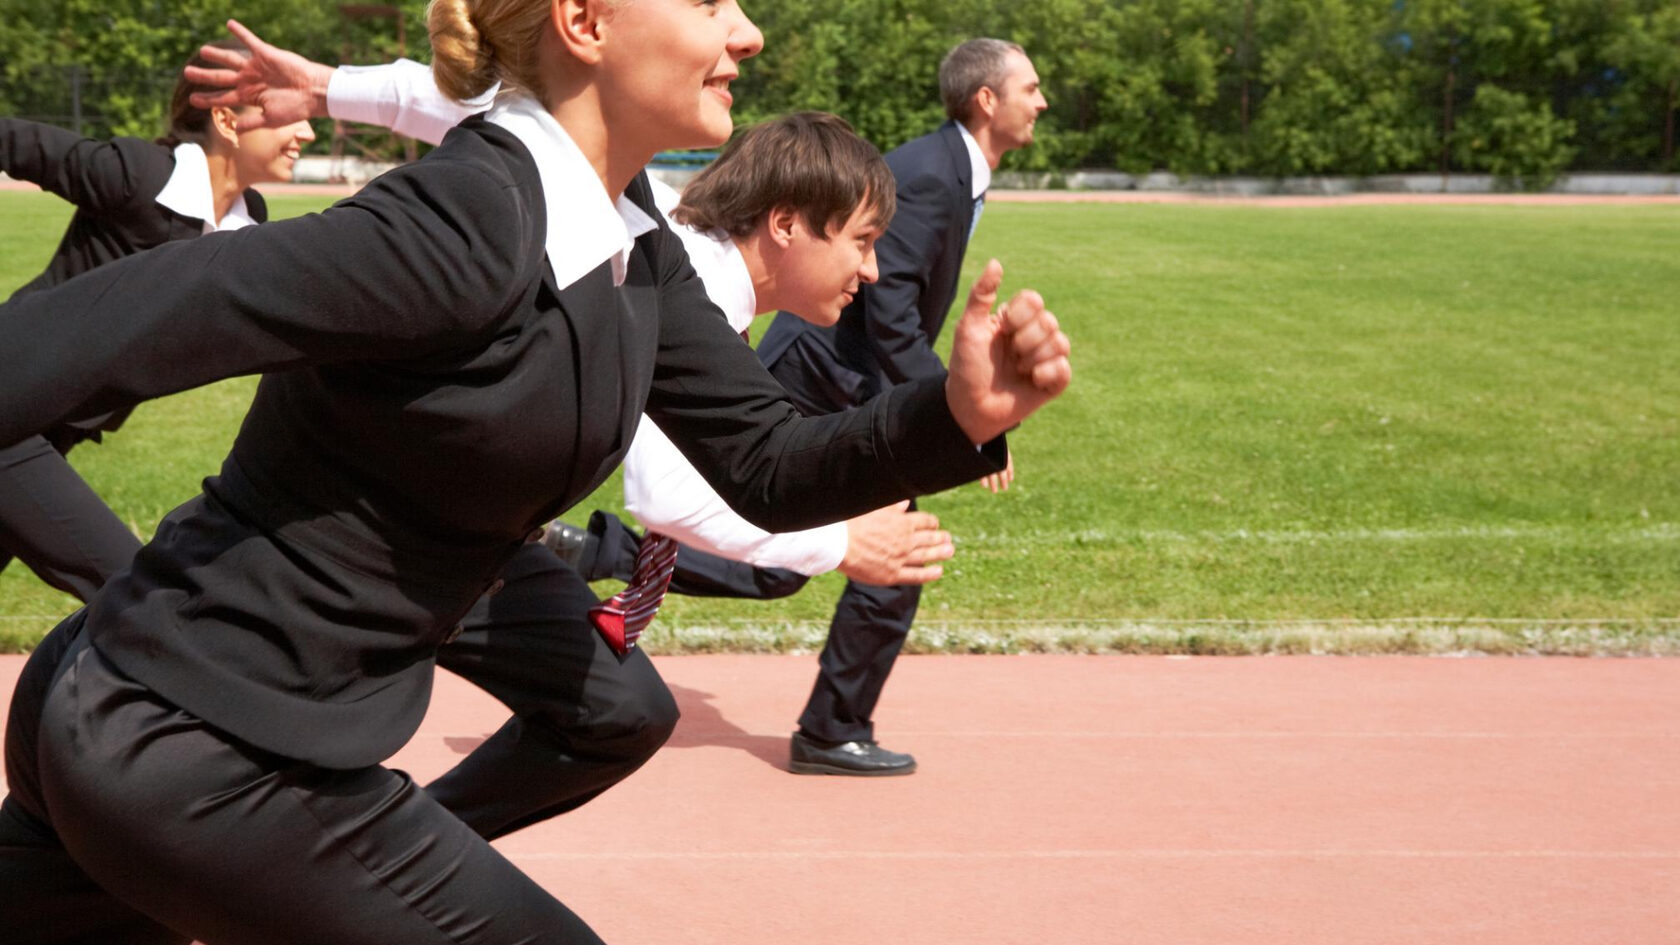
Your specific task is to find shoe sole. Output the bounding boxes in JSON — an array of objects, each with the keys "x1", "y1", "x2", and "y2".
[{"x1": 787, "y1": 759, "x2": 917, "y2": 777}]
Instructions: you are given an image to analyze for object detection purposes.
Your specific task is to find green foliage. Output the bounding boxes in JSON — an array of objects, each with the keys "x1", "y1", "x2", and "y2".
[
  {"x1": 0, "y1": 1, "x2": 1678, "y2": 174},
  {"x1": 1452, "y1": 85, "x2": 1577, "y2": 187}
]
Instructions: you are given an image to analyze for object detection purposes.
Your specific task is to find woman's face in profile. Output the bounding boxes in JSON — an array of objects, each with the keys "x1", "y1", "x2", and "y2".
[
  {"x1": 593, "y1": 0, "x2": 764, "y2": 152},
  {"x1": 233, "y1": 109, "x2": 316, "y2": 184}
]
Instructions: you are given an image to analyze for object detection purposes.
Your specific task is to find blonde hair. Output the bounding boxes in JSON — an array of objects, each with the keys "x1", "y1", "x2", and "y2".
[{"x1": 427, "y1": 0, "x2": 553, "y2": 102}]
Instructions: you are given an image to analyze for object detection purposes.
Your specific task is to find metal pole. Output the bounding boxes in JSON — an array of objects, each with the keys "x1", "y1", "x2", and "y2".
[{"x1": 70, "y1": 65, "x2": 84, "y2": 136}]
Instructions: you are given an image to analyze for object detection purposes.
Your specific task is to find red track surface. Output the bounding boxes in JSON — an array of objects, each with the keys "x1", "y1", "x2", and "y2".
[{"x1": 3, "y1": 653, "x2": 1676, "y2": 943}]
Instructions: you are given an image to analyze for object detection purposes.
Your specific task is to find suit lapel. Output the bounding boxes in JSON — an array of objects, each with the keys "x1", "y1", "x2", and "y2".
[
  {"x1": 545, "y1": 244, "x2": 659, "y2": 494},
  {"x1": 939, "y1": 123, "x2": 976, "y2": 248}
]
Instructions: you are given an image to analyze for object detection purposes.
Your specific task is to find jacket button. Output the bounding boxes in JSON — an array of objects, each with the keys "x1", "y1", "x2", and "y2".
[
  {"x1": 443, "y1": 624, "x2": 464, "y2": 645},
  {"x1": 486, "y1": 579, "x2": 505, "y2": 597}
]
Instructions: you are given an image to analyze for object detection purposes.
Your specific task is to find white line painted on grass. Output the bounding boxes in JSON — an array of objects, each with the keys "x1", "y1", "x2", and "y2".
[{"x1": 965, "y1": 523, "x2": 1680, "y2": 548}]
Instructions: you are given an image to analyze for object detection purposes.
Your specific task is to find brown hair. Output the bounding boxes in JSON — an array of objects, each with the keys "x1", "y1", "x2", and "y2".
[
  {"x1": 673, "y1": 112, "x2": 895, "y2": 241},
  {"x1": 939, "y1": 38, "x2": 1025, "y2": 123},
  {"x1": 427, "y1": 0, "x2": 554, "y2": 103},
  {"x1": 158, "y1": 38, "x2": 252, "y2": 148}
]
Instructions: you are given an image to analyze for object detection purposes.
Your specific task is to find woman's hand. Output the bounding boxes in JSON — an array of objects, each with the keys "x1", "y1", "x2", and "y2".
[{"x1": 185, "y1": 19, "x2": 334, "y2": 129}]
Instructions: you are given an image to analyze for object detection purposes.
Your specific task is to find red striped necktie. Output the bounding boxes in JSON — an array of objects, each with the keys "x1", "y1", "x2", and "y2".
[{"x1": 589, "y1": 532, "x2": 679, "y2": 654}]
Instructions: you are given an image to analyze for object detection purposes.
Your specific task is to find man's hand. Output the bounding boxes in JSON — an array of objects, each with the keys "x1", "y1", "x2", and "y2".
[
  {"x1": 944, "y1": 259, "x2": 1072, "y2": 446},
  {"x1": 979, "y1": 448, "x2": 1015, "y2": 494},
  {"x1": 186, "y1": 19, "x2": 335, "y2": 129},
  {"x1": 837, "y1": 501, "x2": 953, "y2": 586}
]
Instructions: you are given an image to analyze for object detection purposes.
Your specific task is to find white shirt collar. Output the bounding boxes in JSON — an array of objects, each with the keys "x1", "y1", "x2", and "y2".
[
  {"x1": 153, "y1": 142, "x2": 258, "y2": 233},
  {"x1": 486, "y1": 94, "x2": 659, "y2": 289},
  {"x1": 647, "y1": 177, "x2": 756, "y2": 334},
  {"x1": 955, "y1": 122, "x2": 991, "y2": 199}
]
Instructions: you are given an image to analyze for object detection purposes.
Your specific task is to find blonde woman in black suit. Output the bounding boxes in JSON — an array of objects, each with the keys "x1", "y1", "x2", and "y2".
[
  {"x1": 0, "y1": 2, "x2": 1071, "y2": 943},
  {"x1": 0, "y1": 39, "x2": 315, "y2": 603}
]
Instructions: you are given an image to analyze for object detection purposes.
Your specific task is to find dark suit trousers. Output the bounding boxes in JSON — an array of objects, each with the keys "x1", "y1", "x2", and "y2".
[
  {"x1": 580, "y1": 509, "x2": 810, "y2": 600},
  {"x1": 0, "y1": 435, "x2": 139, "y2": 602},
  {"x1": 765, "y1": 338, "x2": 921, "y2": 744},
  {"x1": 0, "y1": 610, "x2": 606, "y2": 944},
  {"x1": 430, "y1": 541, "x2": 679, "y2": 840},
  {"x1": 0, "y1": 544, "x2": 674, "y2": 942}
]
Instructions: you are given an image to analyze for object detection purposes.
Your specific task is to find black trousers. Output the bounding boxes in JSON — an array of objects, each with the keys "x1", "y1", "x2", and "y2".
[
  {"x1": 0, "y1": 435, "x2": 140, "y2": 602},
  {"x1": 1, "y1": 543, "x2": 677, "y2": 943},
  {"x1": 433, "y1": 541, "x2": 680, "y2": 840},
  {"x1": 579, "y1": 509, "x2": 810, "y2": 600},
  {"x1": 764, "y1": 339, "x2": 921, "y2": 744}
]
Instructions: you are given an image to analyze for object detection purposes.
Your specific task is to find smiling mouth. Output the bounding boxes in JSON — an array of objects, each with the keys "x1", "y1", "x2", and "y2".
[{"x1": 704, "y1": 77, "x2": 734, "y2": 104}]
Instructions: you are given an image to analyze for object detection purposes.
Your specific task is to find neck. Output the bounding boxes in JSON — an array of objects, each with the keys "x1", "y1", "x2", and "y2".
[
  {"x1": 550, "y1": 88, "x2": 658, "y2": 200},
  {"x1": 735, "y1": 231, "x2": 777, "y2": 314},
  {"x1": 962, "y1": 118, "x2": 1006, "y2": 170},
  {"x1": 202, "y1": 147, "x2": 244, "y2": 224}
]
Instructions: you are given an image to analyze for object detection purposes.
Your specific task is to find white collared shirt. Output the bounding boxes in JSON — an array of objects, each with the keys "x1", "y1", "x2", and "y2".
[
  {"x1": 955, "y1": 122, "x2": 991, "y2": 199},
  {"x1": 484, "y1": 95, "x2": 657, "y2": 289},
  {"x1": 153, "y1": 142, "x2": 259, "y2": 233},
  {"x1": 620, "y1": 181, "x2": 848, "y2": 577}
]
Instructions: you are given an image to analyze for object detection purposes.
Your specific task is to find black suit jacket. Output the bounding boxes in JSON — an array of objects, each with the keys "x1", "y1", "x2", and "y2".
[
  {"x1": 1, "y1": 117, "x2": 269, "y2": 442},
  {"x1": 757, "y1": 121, "x2": 975, "y2": 403},
  {"x1": 0, "y1": 116, "x2": 1003, "y2": 768}
]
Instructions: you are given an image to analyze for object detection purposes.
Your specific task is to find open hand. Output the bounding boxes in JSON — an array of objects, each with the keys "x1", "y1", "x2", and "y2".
[
  {"x1": 979, "y1": 447, "x2": 1015, "y2": 494},
  {"x1": 837, "y1": 501, "x2": 954, "y2": 586},
  {"x1": 185, "y1": 19, "x2": 334, "y2": 129}
]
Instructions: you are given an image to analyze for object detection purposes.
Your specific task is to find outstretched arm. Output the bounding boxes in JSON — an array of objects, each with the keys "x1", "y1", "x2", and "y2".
[
  {"x1": 187, "y1": 19, "x2": 488, "y2": 145},
  {"x1": 0, "y1": 118, "x2": 156, "y2": 213},
  {"x1": 624, "y1": 418, "x2": 952, "y2": 584},
  {"x1": 0, "y1": 157, "x2": 531, "y2": 449}
]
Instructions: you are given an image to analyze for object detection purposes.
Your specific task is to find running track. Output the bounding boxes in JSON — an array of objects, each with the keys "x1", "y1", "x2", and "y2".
[{"x1": 3, "y1": 653, "x2": 1676, "y2": 943}]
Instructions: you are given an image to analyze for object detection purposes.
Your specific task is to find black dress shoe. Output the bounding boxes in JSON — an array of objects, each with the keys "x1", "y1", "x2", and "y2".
[
  {"x1": 539, "y1": 520, "x2": 588, "y2": 567},
  {"x1": 788, "y1": 731, "x2": 917, "y2": 776}
]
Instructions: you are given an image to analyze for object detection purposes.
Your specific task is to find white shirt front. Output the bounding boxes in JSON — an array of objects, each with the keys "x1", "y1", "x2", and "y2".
[
  {"x1": 955, "y1": 122, "x2": 991, "y2": 199},
  {"x1": 328, "y1": 67, "x2": 849, "y2": 575},
  {"x1": 153, "y1": 142, "x2": 259, "y2": 233}
]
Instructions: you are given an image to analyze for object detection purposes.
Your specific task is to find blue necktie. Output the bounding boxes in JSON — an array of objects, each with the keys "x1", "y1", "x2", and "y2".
[{"x1": 968, "y1": 192, "x2": 986, "y2": 243}]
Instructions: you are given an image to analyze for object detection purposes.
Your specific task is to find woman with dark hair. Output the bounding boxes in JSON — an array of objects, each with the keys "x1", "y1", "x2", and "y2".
[
  {"x1": 0, "y1": 38, "x2": 316, "y2": 602},
  {"x1": 0, "y1": 2, "x2": 1071, "y2": 942}
]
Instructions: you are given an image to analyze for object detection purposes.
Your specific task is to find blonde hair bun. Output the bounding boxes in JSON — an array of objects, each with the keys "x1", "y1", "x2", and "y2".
[{"x1": 427, "y1": 0, "x2": 498, "y2": 101}]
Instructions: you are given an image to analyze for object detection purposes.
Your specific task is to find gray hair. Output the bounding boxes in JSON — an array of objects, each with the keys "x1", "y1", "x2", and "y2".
[{"x1": 939, "y1": 38, "x2": 1026, "y2": 123}]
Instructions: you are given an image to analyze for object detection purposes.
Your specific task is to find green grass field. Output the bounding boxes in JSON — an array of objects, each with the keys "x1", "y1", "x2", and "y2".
[{"x1": 3, "y1": 190, "x2": 1677, "y2": 653}]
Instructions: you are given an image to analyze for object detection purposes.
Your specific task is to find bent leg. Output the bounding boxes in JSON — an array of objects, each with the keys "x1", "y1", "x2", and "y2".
[
  {"x1": 433, "y1": 543, "x2": 679, "y2": 840},
  {"x1": 38, "y1": 641, "x2": 604, "y2": 945},
  {"x1": 0, "y1": 436, "x2": 140, "y2": 601},
  {"x1": 796, "y1": 579, "x2": 922, "y2": 744},
  {"x1": 2, "y1": 614, "x2": 186, "y2": 945}
]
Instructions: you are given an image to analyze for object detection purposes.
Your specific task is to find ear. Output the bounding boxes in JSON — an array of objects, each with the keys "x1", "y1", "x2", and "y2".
[
  {"x1": 209, "y1": 106, "x2": 242, "y2": 148},
  {"x1": 766, "y1": 205, "x2": 799, "y2": 248},
  {"x1": 550, "y1": 0, "x2": 610, "y2": 65},
  {"x1": 974, "y1": 86, "x2": 999, "y2": 123}
]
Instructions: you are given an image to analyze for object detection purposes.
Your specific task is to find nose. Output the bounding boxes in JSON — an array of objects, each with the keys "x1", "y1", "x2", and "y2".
[
  {"x1": 859, "y1": 246, "x2": 879, "y2": 284},
  {"x1": 728, "y1": 3, "x2": 765, "y2": 61},
  {"x1": 294, "y1": 120, "x2": 317, "y2": 142}
]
